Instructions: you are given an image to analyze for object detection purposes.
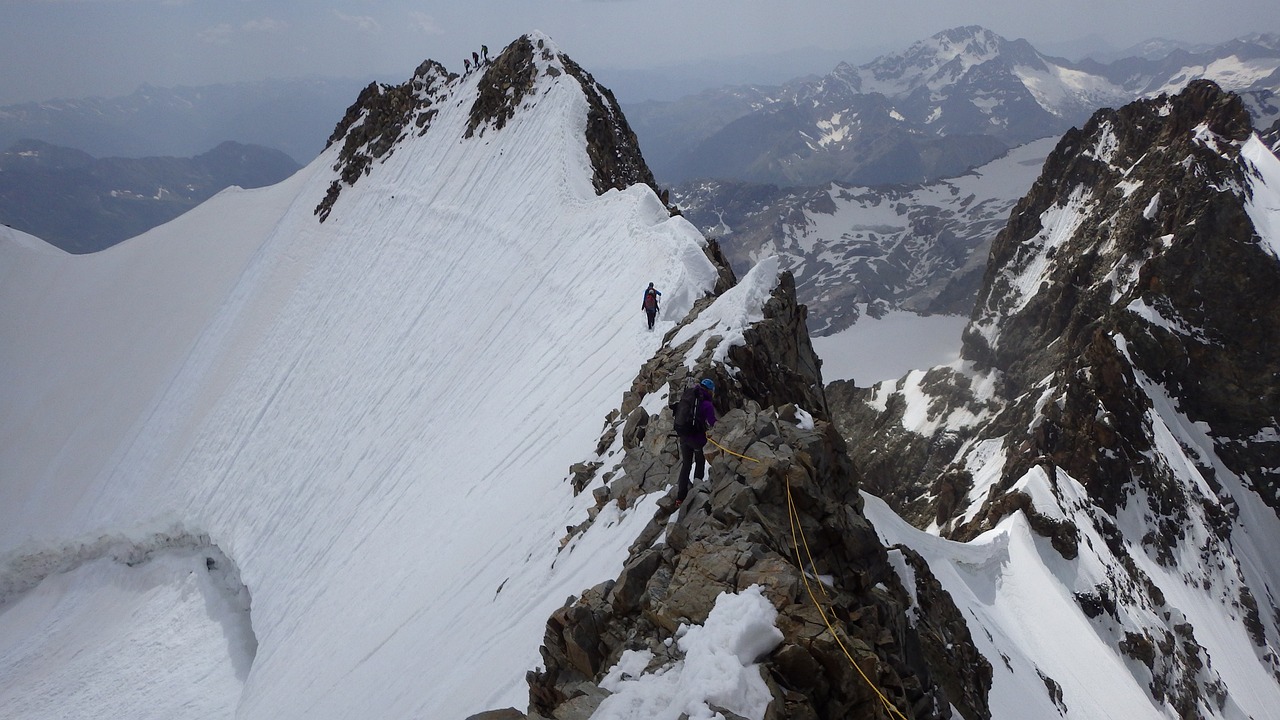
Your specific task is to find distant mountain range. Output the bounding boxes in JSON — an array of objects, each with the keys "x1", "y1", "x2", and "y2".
[
  {"x1": 0, "y1": 139, "x2": 299, "y2": 253},
  {"x1": 629, "y1": 26, "x2": 1280, "y2": 187},
  {"x1": 0, "y1": 77, "x2": 378, "y2": 165},
  {"x1": 673, "y1": 137, "x2": 1059, "y2": 335},
  {"x1": 664, "y1": 27, "x2": 1280, "y2": 335}
]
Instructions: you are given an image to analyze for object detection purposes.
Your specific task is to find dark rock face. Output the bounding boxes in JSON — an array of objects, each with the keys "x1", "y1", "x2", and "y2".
[
  {"x1": 314, "y1": 60, "x2": 455, "y2": 221},
  {"x1": 558, "y1": 52, "x2": 659, "y2": 198},
  {"x1": 524, "y1": 271, "x2": 989, "y2": 719},
  {"x1": 831, "y1": 80, "x2": 1280, "y2": 715},
  {"x1": 465, "y1": 37, "x2": 537, "y2": 140},
  {"x1": 965, "y1": 80, "x2": 1279, "y2": 517},
  {"x1": 1262, "y1": 116, "x2": 1280, "y2": 155},
  {"x1": 0, "y1": 139, "x2": 300, "y2": 253}
]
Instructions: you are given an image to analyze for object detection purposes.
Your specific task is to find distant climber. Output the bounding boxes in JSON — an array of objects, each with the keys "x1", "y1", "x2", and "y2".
[
  {"x1": 1035, "y1": 418, "x2": 1059, "y2": 457},
  {"x1": 481, "y1": 45, "x2": 489, "y2": 61},
  {"x1": 671, "y1": 378, "x2": 718, "y2": 508},
  {"x1": 472, "y1": 51, "x2": 480, "y2": 66},
  {"x1": 642, "y1": 282, "x2": 662, "y2": 330}
]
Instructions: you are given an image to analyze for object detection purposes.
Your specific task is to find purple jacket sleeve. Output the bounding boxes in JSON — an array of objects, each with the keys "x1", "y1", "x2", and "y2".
[{"x1": 698, "y1": 397, "x2": 717, "y2": 429}]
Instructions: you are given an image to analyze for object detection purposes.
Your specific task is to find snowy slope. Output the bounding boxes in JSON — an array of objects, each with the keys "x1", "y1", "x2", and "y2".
[{"x1": 0, "y1": 33, "x2": 722, "y2": 719}]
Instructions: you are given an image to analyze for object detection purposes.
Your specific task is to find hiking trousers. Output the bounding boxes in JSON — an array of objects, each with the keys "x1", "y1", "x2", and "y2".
[{"x1": 677, "y1": 435, "x2": 706, "y2": 501}]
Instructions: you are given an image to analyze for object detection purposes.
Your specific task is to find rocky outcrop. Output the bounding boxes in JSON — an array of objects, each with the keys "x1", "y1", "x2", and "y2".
[
  {"x1": 521, "y1": 271, "x2": 989, "y2": 719},
  {"x1": 465, "y1": 37, "x2": 537, "y2": 140},
  {"x1": 314, "y1": 60, "x2": 456, "y2": 221},
  {"x1": 1263, "y1": 116, "x2": 1280, "y2": 156},
  {"x1": 557, "y1": 52, "x2": 659, "y2": 199}
]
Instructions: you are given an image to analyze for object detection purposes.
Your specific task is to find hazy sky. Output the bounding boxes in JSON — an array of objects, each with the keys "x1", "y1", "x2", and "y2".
[{"x1": 3, "y1": 0, "x2": 1278, "y2": 106}]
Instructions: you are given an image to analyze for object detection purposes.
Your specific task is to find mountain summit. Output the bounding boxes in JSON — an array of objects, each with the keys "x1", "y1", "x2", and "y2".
[
  {"x1": 315, "y1": 33, "x2": 659, "y2": 221},
  {"x1": 832, "y1": 80, "x2": 1280, "y2": 718}
]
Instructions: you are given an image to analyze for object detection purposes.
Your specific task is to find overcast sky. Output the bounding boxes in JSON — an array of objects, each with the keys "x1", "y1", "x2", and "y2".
[{"x1": 3, "y1": 0, "x2": 1278, "y2": 106}]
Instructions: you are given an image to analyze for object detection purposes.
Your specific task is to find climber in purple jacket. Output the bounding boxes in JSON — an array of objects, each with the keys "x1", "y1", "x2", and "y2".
[
  {"x1": 642, "y1": 282, "x2": 662, "y2": 330},
  {"x1": 673, "y1": 378, "x2": 717, "y2": 506}
]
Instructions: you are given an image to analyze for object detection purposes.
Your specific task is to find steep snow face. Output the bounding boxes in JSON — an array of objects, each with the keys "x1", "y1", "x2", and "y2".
[
  {"x1": 1242, "y1": 134, "x2": 1280, "y2": 259},
  {"x1": 0, "y1": 33, "x2": 719, "y2": 720}
]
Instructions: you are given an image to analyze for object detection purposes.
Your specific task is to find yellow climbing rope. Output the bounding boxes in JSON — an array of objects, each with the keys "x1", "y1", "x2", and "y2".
[
  {"x1": 707, "y1": 434, "x2": 909, "y2": 720},
  {"x1": 706, "y1": 435, "x2": 759, "y2": 463}
]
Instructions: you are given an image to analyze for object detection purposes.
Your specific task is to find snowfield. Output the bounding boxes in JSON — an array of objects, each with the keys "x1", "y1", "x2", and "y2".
[{"x1": 0, "y1": 34, "x2": 726, "y2": 719}]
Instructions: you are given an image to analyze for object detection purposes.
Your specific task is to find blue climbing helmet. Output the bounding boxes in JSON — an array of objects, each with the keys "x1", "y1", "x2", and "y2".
[{"x1": 700, "y1": 378, "x2": 715, "y2": 393}]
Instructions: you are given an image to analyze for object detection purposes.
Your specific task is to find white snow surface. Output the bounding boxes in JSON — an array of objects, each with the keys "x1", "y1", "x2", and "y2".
[
  {"x1": 593, "y1": 585, "x2": 783, "y2": 720},
  {"x1": 0, "y1": 34, "x2": 728, "y2": 719},
  {"x1": 1242, "y1": 133, "x2": 1280, "y2": 260}
]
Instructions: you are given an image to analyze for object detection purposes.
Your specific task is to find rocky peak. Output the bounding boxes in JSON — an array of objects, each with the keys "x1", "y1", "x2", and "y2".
[
  {"x1": 965, "y1": 80, "x2": 1254, "y2": 385},
  {"x1": 314, "y1": 33, "x2": 662, "y2": 222},
  {"x1": 557, "y1": 48, "x2": 660, "y2": 198},
  {"x1": 865, "y1": 25, "x2": 1006, "y2": 87},
  {"x1": 830, "y1": 80, "x2": 1280, "y2": 715},
  {"x1": 469, "y1": 33, "x2": 659, "y2": 197}
]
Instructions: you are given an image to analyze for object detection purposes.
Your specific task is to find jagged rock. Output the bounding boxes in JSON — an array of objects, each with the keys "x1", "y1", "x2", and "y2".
[
  {"x1": 528, "y1": 274, "x2": 978, "y2": 719},
  {"x1": 1263, "y1": 117, "x2": 1280, "y2": 154},
  {"x1": 568, "y1": 461, "x2": 601, "y2": 494},
  {"x1": 607, "y1": 549, "x2": 661, "y2": 615},
  {"x1": 315, "y1": 59, "x2": 456, "y2": 221},
  {"x1": 465, "y1": 37, "x2": 538, "y2": 139},
  {"x1": 831, "y1": 80, "x2": 1280, "y2": 714},
  {"x1": 465, "y1": 709, "x2": 526, "y2": 720}
]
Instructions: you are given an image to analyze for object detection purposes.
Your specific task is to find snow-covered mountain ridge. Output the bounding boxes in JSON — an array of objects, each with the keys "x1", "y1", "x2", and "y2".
[
  {"x1": 0, "y1": 32, "x2": 724, "y2": 719},
  {"x1": 6, "y1": 30, "x2": 1280, "y2": 720},
  {"x1": 829, "y1": 80, "x2": 1280, "y2": 718}
]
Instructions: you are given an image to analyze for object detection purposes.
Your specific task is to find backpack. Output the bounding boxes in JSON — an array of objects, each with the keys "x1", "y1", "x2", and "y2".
[
  {"x1": 672, "y1": 384, "x2": 704, "y2": 434},
  {"x1": 643, "y1": 288, "x2": 658, "y2": 310}
]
